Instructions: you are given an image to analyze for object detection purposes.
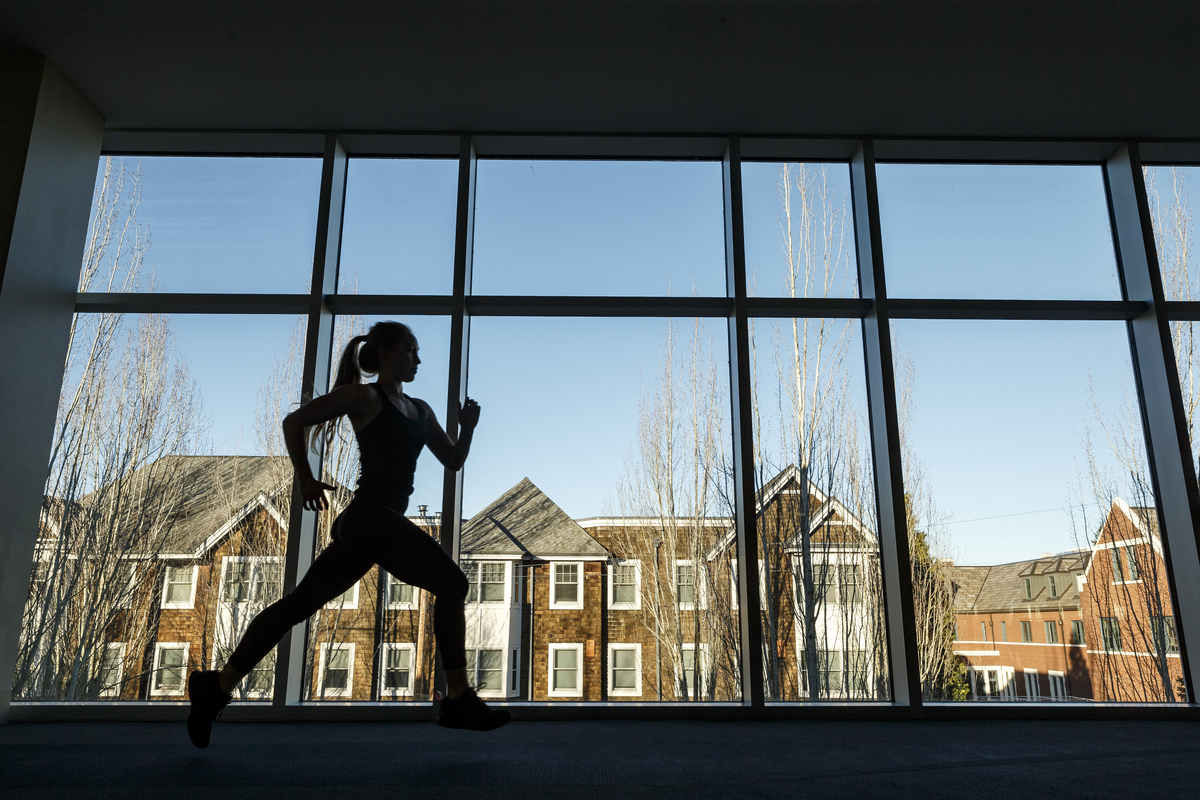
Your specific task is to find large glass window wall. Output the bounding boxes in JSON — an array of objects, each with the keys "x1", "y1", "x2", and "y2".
[{"x1": 12, "y1": 136, "x2": 1200, "y2": 718}]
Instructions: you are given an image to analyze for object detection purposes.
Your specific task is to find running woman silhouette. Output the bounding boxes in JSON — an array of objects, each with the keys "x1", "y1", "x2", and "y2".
[{"x1": 187, "y1": 321, "x2": 510, "y2": 747}]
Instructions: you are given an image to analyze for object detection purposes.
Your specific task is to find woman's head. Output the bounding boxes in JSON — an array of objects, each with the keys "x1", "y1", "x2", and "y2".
[{"x1": 333, "y1": 321, "x2": 416, "y2": 389}]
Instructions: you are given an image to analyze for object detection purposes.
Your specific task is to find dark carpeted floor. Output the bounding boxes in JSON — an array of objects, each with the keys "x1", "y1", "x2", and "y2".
[{"x1": 2, "y1": 719, "x2": 1198, "y2": 798}]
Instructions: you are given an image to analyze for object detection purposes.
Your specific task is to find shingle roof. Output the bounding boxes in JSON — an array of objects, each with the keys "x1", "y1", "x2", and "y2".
[
  {"x1": 947, "y1": 552, "x2": 1091, "y2": 613},
  {"x1": 946, "y1": 565, "x2": 989, "y2": 612},
  {"x1": 71, "y1": 455, "x2": 292, "y2": 556},
  {"x1": 460, "y1": 478, "x2": 610, "y2": 559}
]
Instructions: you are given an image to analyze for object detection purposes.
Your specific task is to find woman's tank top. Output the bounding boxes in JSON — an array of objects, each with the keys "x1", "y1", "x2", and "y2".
[{"x1": 353, "y1": 383, "x2": 427, "y2": 510}]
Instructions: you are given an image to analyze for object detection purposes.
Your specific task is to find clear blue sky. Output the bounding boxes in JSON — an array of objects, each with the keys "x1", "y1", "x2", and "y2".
[{"x1": 93, "y1": 156, "x2": 1159, "y2": 565}]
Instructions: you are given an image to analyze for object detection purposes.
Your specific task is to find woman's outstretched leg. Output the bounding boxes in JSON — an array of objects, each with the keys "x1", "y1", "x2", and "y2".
[
  {"x1": 187, "y1": 536, "x2": 372, "y2": 748},
  {"x1": 367, "y1": 508, "x2": 509, "y2": 730}
]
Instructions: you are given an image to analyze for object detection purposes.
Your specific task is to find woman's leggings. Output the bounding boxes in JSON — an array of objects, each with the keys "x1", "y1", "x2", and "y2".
[{"x1": 226, "y1": 498, "x2": 469, "y2": 674}]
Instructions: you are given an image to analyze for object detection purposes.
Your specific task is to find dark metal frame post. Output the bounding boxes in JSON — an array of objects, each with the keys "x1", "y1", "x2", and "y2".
[
  {"x1": 442, "y1": 134, "x2": 477, "y2": 559},
  {"x1": 274, "y1": 133, "x2": 347, "y2": 706},
  {"x1": 1105, "y1": 143, "x2": 1200, "y2": 702},
  {"x1": 431, "y1": 135, "x2": 476, "y2": 697},
  {"x1": 723, "y1": 137, "x2": 766, "y2": 706},
  {"x1": 849, "y1": 141, "x2": 923, "y2": 712}
]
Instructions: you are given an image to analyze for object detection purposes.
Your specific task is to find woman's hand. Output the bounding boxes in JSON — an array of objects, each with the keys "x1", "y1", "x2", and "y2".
[
  {"x1": 300, "y1": 477, "x2": 338, "y2": 511},
  {"x1": 459, "y1": 397, "x2": 481, "y2": 431}
]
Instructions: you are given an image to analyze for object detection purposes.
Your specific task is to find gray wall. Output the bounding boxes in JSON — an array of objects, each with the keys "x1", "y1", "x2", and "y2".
[{"x1": 0, "y1": 50, "x2": 104, "y2": 720}]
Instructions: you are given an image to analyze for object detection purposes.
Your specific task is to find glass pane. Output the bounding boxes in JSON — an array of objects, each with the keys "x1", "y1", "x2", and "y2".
[
  {"x1": 1145, "y1": 166, "x2": 1200, "y2": 303},
  {"x1": 83, "y1": 156, "x2": 322, "y2": 294},
  {"x1": 464, "y1": 317, "x2": 737, "y2": 701},
  {"x1": 741, "y1": 162, "x2": 858, "y2": 298},
  {"x1": 895, "y1": 319, "x2": 1186, "y2": 703},
  {"x1": 338, "y1": 158, "x2": 458, "y2": 295},
  {"x1": 749, "y1": 317, "x2": 889, "y2": 701},
  {"x1": 303, "y1": 314, "x2": 450, "y2": 701},
  {"x1": 876, "y1": 164, "x2": 1120, "y2": 299},
  {"x1": 17, "y1": 313, "x2": 302, "y2": 702},
  {"x1": 472, "y1": 160, "x2": 725, "y2": 296}
]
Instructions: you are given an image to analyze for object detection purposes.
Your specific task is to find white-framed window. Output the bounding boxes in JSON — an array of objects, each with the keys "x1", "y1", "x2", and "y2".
[
  {"x1": 1023, "y1": 669, "x2": 1039, "y2": 700},
  {"x1": 114, "y1": 562, "x2": 139, "y2": 609},
  {"x1": 981, "y1": 622, "x2": 988, "y2": 642},
  {"x1": 608, "y1": 643, "x2": 642, "y2": 696},
  {"x1": 548, "y1": 643, "x2": 583, "y2": 697},
  {"x1": 1153, "y1": 615, "x2": 1180, "y2": 655},
  {"x1": 1048, "y1": 671, "x2": 1068, "y2": 701},
  {"x1": 550, "y1": 562, "x2": 583, "y2": 609},
  {"x1": 151, "y1": 642, "x2": 189, "y2": 696},
  {"x1": 161, "y1": 564, "x2": 197, "y2": 609},
  {"x1": 324, "y1": 581, "x2": 359, "y2": 610},
  {"x1": 1045, "y1": 620, "x2": 1059, "y2": 643},
  {"x1": 1101, "y1": 617, "x2": 1121, "y2": 651},
  {"x1": 812, "y1": 562, "x2": 839, "y2": 606},
  {"x1": 220, "y1": 556, "x2": 281, "y2": 605},
  {"x1": 97, "y1": 642, "x2": 126, "y2": 698},
  {"x1": 386, "y1": 573, "x2": 418, "y2": 610},
  {"x1": 608, "y1": 560, "x2": 641, "y2": 609},
  {"x1": 679, "y1": 643, "x2": 709, "y2": 699},
  {"x1": 675, "y1": 560, "x2": 705, "y2": 610},
  {"x1": 464, "y1": 561, "x2": 507, "y2": 604},
  {"x1": 380, "y1": 643, "x2": 416, "y2": 698},
  {"x1": 969, "y1": 666, "x2": 1016, "y2": 700},
  {"x1": 466, "y1": 649, "x2": 505, "y2": 695},
  {"x1": 799, "y1": 648, "x2": 846, "y2": 698},
  {"x1": 1110, "y1": 548, "x2": 1125, "y2": 582},
  {"x1": 1125, "y1": 545, "x2": 1140, "y2": 581},
  {"x1": 317, "y1": 643, "x2": 355, "y2": 698}
]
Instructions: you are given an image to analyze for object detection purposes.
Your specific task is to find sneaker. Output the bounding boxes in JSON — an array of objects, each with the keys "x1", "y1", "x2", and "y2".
[
  {"x1": 437, "y1": 689, "x2": 512, "y2": 731},
  {"x1": 187, "y1": 670, "x2": 231, "y2": 749}
]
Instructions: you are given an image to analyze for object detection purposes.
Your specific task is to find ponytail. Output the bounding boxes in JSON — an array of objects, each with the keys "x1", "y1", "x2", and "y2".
[
  {"x1": 307, "y1": 322, "x2": 414, "y2": 452},
  {"x1": 332, "y1": 335, "x2": 370, "y2": 390}
]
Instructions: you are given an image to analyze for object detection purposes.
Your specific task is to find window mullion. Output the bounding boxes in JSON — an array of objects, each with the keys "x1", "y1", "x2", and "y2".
[
  {"x1": 1105, "y1": 143, "x2": 1200, "y2": 703},
  {"x1": 274, "y1": 133, "x2": 347, "y2": 707},
  {"x1": 442, "y1": 135, "x2": 477, "y2": 564},
  {"x1": 850, "y1": 140, "x2": 923, "y2": 710},
  {"x1": 723, "y1": 136, "x2": 766, "y2": 707}
]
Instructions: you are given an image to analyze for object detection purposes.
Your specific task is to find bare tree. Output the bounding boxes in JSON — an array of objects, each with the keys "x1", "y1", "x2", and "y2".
[
  {"x1": 612, "y1": 318, "x2": 735, "y2": 700},
  {"x1": 16, "y1": 158, "x2": 208, "y2": 700},
  {"x1": 748, "y1": 164, "x2": 887, "y2": 701}
]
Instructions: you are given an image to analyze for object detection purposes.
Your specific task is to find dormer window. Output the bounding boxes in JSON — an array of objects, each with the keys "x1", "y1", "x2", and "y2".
[
  {"x1": 1048, "y1": 576, "x2": 1057, "y2": 598},
  {"x1": 1023, "y1": 578, "x2": 1032, "y2": 600}
]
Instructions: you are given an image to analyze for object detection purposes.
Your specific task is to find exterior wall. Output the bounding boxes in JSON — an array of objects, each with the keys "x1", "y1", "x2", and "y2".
[
  {"x1": 1082, "y1": 505, "x2": 1186, "y2": 703},
  {"x1": 953, "y1": 608, "x2": 1092, "y2": 700},
  {"x1": 525, "y1": 560, "x2": 604, "y2": 701}
]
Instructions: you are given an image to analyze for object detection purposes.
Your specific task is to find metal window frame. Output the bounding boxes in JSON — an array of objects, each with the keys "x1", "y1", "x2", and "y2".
[{"x1": 10, "y1": 131, "x2": 1200, "y2": 722}]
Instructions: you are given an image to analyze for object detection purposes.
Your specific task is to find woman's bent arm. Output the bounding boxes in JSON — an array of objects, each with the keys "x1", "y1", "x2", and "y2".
[
  {"x1": 421, "y1": 398, "x2": 480, "y2": 471},
  {"x1": 282, "y1": 384, "x2": 374, "y2": 509}
]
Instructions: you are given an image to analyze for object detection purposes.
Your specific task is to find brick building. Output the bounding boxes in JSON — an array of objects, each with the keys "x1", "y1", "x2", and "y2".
[
  {"x1": 26, "y1": 456, "x2": 888, "y2": 704},
  {"x1": 948, "y1": 552, "x2": 1092, "y2": 701},
  {"x1": 948, "y1": 498, "x2": 1187, "y2": 703},
  {"x1": 1081, "y1": 499, "x2": 1185, "y2": 703}
]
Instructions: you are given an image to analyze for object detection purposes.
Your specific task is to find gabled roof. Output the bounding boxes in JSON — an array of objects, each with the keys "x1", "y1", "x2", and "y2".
[
  {"x1": 705, "y1": 464, "x2": 874, "y2": 560},
  {"x1": 460, "y1": 478, "x2": 610, "y2": 559},
  {"x1": 67, "y1": 455, "x2": 292, "y2": 557},
  {"x1": 947, "y1": 551, "x2": 1090, "y2": 614}
]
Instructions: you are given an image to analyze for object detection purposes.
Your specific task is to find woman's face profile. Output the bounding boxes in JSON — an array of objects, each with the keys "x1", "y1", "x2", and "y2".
[{"x1": 379, "y1": 333, "x2": 420, "y2": 382}]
